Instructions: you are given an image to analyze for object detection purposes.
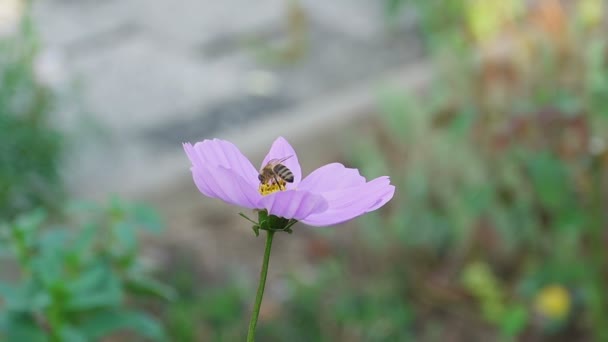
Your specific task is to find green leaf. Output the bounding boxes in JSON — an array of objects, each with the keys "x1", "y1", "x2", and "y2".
[
  {"x1": 66, "y1": 272, "x2": 122, "y2": 311},
  {"x1": 0, "y1": 281, "x2": 48, "y2": 312},
  {"x1": 79, "y1": 310, "x2": 165, "y2": 341},
  {"x1": 125, "y1": 275, "x2": 176, "y2": 302},
  {"x1": 112, "y1": 221, "x2": 137, "y2": 252},
  {"x1": 71, "y1": 223, "x2": 98, "y2": 259},
  {"x1": 1, "y1": 313, "x2": 47, "y2": 342},
  {"x1": 64, "y1": 199, "x2": 99, "y2": 215},
  {"x1": 377, "y1": 88, "x2": 421, "y2": 142},
  {"x1": 500, "y1": 305, "x2": 529, "y2": 338},
  {"x1": 131, "y1": 204, "x2": 163, "y2": 233},
  {"x1": 525, "y1": 152, "x2": 569, "y2": 211},
  {"x1": 200, "y1": 287, "x2": 244, "y2": 324},
  {"x1": 14, "y1": 209, "x2": 46, "y2": 234},
  {"x1": 38, "y1": 228, "x2": 70, "y2": 252},
  {"x1": 385, "y1": 0, "x2": 407, "y2": 18},
  {"x1": 555, "y1": 209, "x2": 587, "y2": 232},
  {"x1": 67, "y1": 262, "x2": 109, "y2": 294},
  {"x1": 60, "y1": 325, "x2": 88, "y2": 342},
  {"x1": 31, "y1": 253, "x2": 63, "y2": 286}
]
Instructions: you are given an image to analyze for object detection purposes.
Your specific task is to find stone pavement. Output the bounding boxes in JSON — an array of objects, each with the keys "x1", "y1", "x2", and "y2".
[{"x1": 32, "y1": 0, "x2": 424, "y2": 198}]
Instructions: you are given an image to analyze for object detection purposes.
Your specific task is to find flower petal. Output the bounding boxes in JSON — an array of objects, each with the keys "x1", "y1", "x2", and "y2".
[
  {"x1": 191, "y1": 165, "x2": 262, "y2": 209},
  {"x1": 301, "y1": 176, "x2": 395, "y2": 226},
  {"x1": 260, "y1": 137, "x2": 302, "y2": 188},
  {"x1": 257, "y1": 190, "x2": 328, "y2": 220},
  {"x1": 298, "y1": 163, "x2": 365, "y2": 193},
  {"x1": 184, "y1": 140, "x2": 258, "y2": 188},
  {"x1": 190, "y1": 167, "x2": 217, "y2": 198}
]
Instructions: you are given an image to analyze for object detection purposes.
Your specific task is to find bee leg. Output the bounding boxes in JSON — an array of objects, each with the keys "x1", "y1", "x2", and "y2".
[{"x1": 273, "y1": 175, "x2": 284, "y2": 191}]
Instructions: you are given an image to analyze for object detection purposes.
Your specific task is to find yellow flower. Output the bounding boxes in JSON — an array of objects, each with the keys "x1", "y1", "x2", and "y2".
[
  {"x1": 534, "y1": 284, "x2": 571, "y2": 320},
  {"x1": 577, "y1": 0, "x2": 603, "y2": 28},
  {"x1": 466, "y1": 0, "x2": 523, "y2": 43}
]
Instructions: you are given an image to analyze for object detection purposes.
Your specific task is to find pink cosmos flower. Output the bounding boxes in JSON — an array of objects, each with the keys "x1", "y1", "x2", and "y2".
[{"x1": 183, "y1": 137, "x2": 394, "y2": 226}]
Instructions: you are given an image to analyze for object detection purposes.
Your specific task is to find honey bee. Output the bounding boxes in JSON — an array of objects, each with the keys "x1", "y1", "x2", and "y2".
[{"x1": 258, "y1": 156, "x2": 294, "y2": 189}]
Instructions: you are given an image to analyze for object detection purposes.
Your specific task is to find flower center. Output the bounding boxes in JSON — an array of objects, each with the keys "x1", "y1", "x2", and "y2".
[{"x1": 258, "y1": 180, "x2": 287, "y2": 196}]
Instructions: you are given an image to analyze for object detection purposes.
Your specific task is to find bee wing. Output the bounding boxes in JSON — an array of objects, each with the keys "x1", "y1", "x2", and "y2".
[
  {"x1": 260, "y1": 155, "x2": 293, "y2": 173},
  {"x1": 265, "y1": 155, "x2": 293, "y2": 166}
]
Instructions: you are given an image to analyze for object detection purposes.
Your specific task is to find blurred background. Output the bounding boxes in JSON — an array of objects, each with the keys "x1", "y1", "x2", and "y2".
[{"x1": 1, "y1": 0, "x2": 608, "y2": 340}]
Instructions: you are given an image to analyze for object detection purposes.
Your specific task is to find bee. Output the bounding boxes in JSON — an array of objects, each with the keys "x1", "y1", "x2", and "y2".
[{"x1": 258, "y1": 156, "x2": 294, "y2": 189}]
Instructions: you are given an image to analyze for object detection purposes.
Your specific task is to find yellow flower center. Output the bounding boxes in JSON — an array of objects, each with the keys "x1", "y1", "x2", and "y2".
[
  {"x1": 534, "y1": 284, "x2": 571, "y2": 320},
  {"x1": 259, "y1": 180, "x2": 287, "y2": 196}
]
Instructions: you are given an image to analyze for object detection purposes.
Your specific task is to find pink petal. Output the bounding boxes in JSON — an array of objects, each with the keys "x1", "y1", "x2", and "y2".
[
  {"x1": 298, "y1": 163, "x2": 365, "y2": 193},
  {"x1": 190, "y1": 166, "x2": 217, "y2": 198},
  {"x1": 257, "y1": 190, "x2": 328, "y2": 220},
  {"x1": 184, "y1": 140, "x2": 262, "y2": 208},
  {"x1": 191, "y1": 166, "x2": 262, "y2": 209},
  {"x1": 301, "y1": 176, "x2": 395, "y2": 226},
  {"x1": 260, "y1": 137, "x2": 302, "y2": 188},
  {"x1": 184, "y1": 140, "x2": 258, "y2": 188}
]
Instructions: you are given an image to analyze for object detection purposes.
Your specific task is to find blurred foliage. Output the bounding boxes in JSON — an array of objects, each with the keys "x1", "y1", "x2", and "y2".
[
  {"x1": 461, "y1": 261, "x2": 528, "y2": 338},
  {"x1": 5, "y1": 1, "x2": 607, "y2": 341},
  {"x1": 356, "y1": 0, "x2": 608, "y2": 340},
  {"x1": 0, "y1": 7, "x2": 175, "y2": 341},
  {"x1": 162, "y1": 258, "x2": 413, "y2": 342},
  {"x1": 259, "y1": 260, "x2": 413, "y2": 342},
  {"x1": 0, "y1": 198, "x2": 173, "y2": 341},
  {"x1": 0, "y1": 11, "x2": 64, "y2": 221}
]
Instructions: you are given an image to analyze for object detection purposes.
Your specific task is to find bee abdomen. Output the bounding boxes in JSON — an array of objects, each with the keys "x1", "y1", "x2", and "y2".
[{"x1": 273, "y1": 164, "x2": 294, "y2": 183}]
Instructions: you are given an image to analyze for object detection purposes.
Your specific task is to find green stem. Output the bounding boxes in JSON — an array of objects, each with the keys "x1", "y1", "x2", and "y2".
[{"x1": 247, "y1": 230, "x2": 275, "y2": 342}]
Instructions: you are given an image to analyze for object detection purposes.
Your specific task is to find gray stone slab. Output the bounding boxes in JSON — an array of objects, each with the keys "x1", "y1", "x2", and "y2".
[
  {"x1": 68, "y1": 36, "x2": 242, "y2": 134},
  {"x1": 33, "y1": 0, "x2": 138, "y2": 49},
  {"x1": 131, "y1": 0, "x2": 285, "y2": 48},
  {"x1": 65, "y1": 63, "x2": 432, "y2": 199},
  {"x1": 299, "y1": 0, "x2": 387, "y2": 40}
]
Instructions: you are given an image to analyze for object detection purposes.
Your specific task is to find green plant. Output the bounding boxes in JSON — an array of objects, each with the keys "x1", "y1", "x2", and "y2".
[
  {"x1": 353, "y1": 0, "x2": 608, "y2": 339},
  {"x1": 0, "y1": 10, "x2": 64, "y2": 221},
  {"x1": 161, "y1": 256, "x2": 414, "y2": 342},
  {"x1": 461, "y1": 261, "x2": 528, "y2": 338},
  {"x1": 0, "y1": 198, "x2": 173, "y2": 341},
  {"x1": 165, "y1": 283, "x2": 248, "y2": 342},
  {"x1": 254, "y1": 260, "x2": 413, "y2": 342},
  {"x1": 384, "y1": 0, "x2": 469, "y2": 56}
]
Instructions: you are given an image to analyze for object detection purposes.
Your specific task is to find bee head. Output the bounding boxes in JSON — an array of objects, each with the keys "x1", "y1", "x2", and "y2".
[{"x1": 258, "y1": 174, "x2": 264, "y2": 182}]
